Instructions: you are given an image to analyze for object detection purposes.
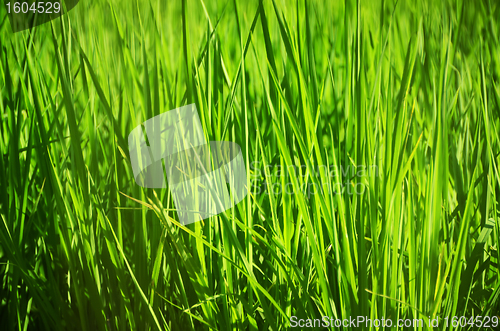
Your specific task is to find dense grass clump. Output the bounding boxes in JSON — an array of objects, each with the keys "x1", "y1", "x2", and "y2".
[{"x1": 0, "y1": 0, "x2": 499, "y2": 329}]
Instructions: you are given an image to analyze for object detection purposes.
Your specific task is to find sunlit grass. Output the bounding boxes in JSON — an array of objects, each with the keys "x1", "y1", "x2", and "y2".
[{"x1": 0, "y1": 0, "x2": 499, "y2": 330}]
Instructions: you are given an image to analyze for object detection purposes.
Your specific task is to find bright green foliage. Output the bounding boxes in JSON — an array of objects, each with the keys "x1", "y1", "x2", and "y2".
[{"x1": 0, "y1": 0, "x2": 499, "y2": 330}]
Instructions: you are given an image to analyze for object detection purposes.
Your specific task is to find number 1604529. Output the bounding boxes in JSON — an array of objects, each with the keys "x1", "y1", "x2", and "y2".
[{"x1": 6, "y1": 2, "x2": 61, "y2": 14}]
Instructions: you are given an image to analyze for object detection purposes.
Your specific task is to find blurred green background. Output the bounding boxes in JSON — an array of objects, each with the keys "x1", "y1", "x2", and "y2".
[{"x1": 0, "y1": 0, "x2": 499, "y2": 329}]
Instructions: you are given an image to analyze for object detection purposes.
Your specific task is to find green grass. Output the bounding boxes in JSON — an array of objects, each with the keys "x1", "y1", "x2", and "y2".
[{"x1": 0, "y1": 0, "x2": 499, "y2": 330}]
